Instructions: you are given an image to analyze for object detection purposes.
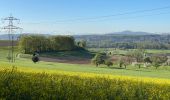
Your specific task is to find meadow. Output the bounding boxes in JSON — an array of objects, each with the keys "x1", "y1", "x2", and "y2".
[
  {"x1": 0, "y1": 47, "x2": 170, "y2": 79},
  {"x1": 1, "y1": 46, "x2": 170, "y2": 99},
  {"x1": 88, "y1": 48, "x2": 170, "y2": 55}
]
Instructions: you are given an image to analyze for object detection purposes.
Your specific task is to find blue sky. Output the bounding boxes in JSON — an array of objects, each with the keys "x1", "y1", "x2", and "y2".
[{"x1": 0, "y1": 0, "x2": 170, "y2": 34}]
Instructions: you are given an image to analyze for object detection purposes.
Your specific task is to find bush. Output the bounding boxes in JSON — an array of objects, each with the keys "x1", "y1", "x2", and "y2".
[
  {"x1": 105, "y1": 60, "x2": 113, "y2": 67},
  {"x1": 91, "y1": 53, "x2": 106, "y2": 67},
  {"x1": 151, "y1": 55, "x2": 168, "y2": 68},
  {"x1": 144, "y1": 57, "x2": 152, "y2": 64},
  {"x1": 32, "y1": 56, "x2": 39, "y2": 63}
]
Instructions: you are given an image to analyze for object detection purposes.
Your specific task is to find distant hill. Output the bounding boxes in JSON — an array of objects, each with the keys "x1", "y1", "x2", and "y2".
[
  {"x1": 73, "y1": 31, "x2": 158, "y2": 42},
  {"x1": 105, "y1": 31, "x2": 155, "y2": 35},
  {"x1": 1, "y1": 31, "x2": 170, "y2": 49},
  {"x1": 0, "y1": 34, "x2": 20, "y2": 40},
  {"x1": 0, "y1": 33, "x2": 50, "y2": 40}
]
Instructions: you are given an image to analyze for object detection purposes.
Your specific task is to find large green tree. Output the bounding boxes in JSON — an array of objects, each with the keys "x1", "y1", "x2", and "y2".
[
  {"x1": 91, "y1": 53, "x2": 106, "y2": 67},
  {"x1": 151, "y1": 55, "x2": 168, "y2": 69}
]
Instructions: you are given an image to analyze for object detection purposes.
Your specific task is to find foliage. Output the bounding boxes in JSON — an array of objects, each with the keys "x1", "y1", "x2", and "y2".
[
  {"x1": 127, "y1": 49, "x2": 145, "y2": 62},
  {"x1": 77, "y1": 40, "x2": 86, "y2": 48},
  {"x1": 118, "y1": 57, "x2": 130, "y2": 68},
  {"x1": 151, "y1": 55, "x2": 168, "y2": 69},
  {"x1": 80, "y1": 34, "x2": 170, "y2": 49},
  {"x1": 50, "y1": 36, "x2": 75, "y2": 51},
  {"x1": 91, "y1": 53, "x2": 106, "y2": 67},
  {"x1": 104, "y1": 60, "x2": 113, "y2": 67},
  {"x1": 32, "y1": 56, "x2": 39, "y2": 63},
  {"x1": 18, "y1": 35, "x2": 76, "y2": 54},
  {"x1": 144, "y1": 57, "x2": 152, "y2": 64}
]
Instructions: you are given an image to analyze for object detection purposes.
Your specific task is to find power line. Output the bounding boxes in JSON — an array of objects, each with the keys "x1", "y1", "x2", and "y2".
[
  {"x1": 75, "y1": 11, "x2": 170, "y2": 23},
  {"x1": 1, "y1": 14, "x2": 22, "y2": 63},
  {"x1": 54, "y1": 6, "x2": 170, "y2": 22},
  {"x1": 22, "y1": 11, "x2": 170, "y2": 25},
  {"x1": 23, "y1": 5, "x2": 170, "y2": 24}
]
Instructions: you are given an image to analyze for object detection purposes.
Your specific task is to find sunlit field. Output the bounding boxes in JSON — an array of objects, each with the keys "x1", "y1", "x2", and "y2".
[{"x1": 1, "y1": 46, "x2": 170, "y2": 99}]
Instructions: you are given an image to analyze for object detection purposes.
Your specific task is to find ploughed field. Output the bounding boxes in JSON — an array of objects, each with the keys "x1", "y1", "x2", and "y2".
[{"x1": 0, "y1": 40, "x2": 17, "y2": 47}]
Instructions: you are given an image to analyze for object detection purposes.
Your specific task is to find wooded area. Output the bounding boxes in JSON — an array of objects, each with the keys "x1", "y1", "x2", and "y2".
[{"x1": 18, "y1": 35, "x2": 76, "y2": 54}]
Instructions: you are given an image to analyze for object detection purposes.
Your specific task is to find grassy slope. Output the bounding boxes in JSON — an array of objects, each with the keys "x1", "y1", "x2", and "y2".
[
  {"x1": 0, "y1": 47, "x2": 170, "y2": 79},
  {"x1": 40, "y1": 49, "x2": 95, "y2": 58}
]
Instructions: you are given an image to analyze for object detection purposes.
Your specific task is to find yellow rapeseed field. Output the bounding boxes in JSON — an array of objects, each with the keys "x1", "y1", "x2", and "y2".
[{"x1": 0, "y1": 65, "x2": 170, "y2": 100}]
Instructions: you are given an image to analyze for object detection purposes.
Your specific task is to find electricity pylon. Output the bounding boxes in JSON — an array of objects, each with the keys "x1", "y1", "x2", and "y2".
[{"x1": 1, "y1": 14, "x2": 22, "y2": 63}]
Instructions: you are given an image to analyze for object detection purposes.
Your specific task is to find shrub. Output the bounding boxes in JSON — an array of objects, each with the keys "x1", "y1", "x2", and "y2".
[
  {"x1": 91, "y1": 53, "x2": 106, "y2": 67},
  {"x1": 104, "y1": 60, "x2": 113, "y2": 67},
  {"x1": 144, "y1": 57, "x2": 152, "y2": 64},
  {"x1": 151, "y1": 55, "x2": 168, "y2": 69},
  {"x1": 32, "y1": 56, "x2": 39, "y2": 63}
]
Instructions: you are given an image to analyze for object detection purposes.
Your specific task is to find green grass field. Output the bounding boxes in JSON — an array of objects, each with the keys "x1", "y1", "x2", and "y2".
[
  {"x1": 0, "y1": 47, "x2": 170, "y2": 79},
  {"x1": 1, "y1": 47, "x2": 170, "y2": 99},
  {"x1": 88, "y1": 48, "x2": 170, "y2": 55}
]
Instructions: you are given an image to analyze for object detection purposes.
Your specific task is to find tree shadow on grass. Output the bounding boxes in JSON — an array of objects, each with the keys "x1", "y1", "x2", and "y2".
[{"x1": 107, "y1": 66, "x2": 152, "y2": 72}]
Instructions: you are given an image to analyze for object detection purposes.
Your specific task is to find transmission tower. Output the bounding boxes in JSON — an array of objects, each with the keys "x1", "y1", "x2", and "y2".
[{"x1": 1, "y1": 15, "x2": 22, "y2": 63}]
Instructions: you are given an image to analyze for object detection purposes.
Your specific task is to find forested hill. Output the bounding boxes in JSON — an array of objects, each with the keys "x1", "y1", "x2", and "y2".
[
  {"x1": 74, "y1": 33, "x2": 170, "y2": 49},
  {"x1": 1, "y1": 31, "x2": 170, "y2": 49},
  {"x1": 0, "y1": 31, "x2": 155, "y2": 40}
]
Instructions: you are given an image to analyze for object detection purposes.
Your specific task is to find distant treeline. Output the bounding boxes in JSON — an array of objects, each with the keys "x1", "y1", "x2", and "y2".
[
  {"x1": 87, "y1": 41, "x2": 170, "y2": 49},
  {"x1": 75, "y1": 34, "x2": 170, "y2": 49},
  {"x1": 19, "y1": 35, "x2": 82, "y2": 54}
]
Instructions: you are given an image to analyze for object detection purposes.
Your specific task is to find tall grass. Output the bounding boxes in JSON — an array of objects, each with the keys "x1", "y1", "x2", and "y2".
[{"x1": 0, "y1": 67, "x2": 170, "y2": 100}]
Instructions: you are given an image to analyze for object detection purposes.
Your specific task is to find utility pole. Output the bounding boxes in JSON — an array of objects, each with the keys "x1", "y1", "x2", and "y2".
[{"x1": 1, "y1": 15, "x2": 22, "y2": 63}]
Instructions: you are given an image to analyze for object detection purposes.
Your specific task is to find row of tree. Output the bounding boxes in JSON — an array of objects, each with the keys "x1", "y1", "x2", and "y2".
[
  {"x1": 120, "y1": 49, "x2": 168, "y2": 69},
  {"x1": 19, "y1": 35, "x2": 86, "y2": 54},
  {"x1": 87, "y1": 41, "x2": 170, "y2": 49},
  {"x1": 91, "y1": 49, "x2": 168, "y2": 69}
]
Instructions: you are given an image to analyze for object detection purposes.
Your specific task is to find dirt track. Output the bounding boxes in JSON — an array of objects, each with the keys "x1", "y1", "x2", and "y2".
[
  {"x1": 40, "y1": 56, "x2": 91, "y2": 64},
  {"x1": 0, "y1": 41, "x2": 18, "y2": 47}
]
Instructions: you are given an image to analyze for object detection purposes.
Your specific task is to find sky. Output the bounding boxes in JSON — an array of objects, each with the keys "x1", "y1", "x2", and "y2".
[{"x1": 0, "y1": 0, "x2": 170, "y2": 34}]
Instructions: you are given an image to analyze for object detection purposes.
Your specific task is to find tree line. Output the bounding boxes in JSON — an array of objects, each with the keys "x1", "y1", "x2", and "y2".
[
  {"x1": 91, "y1": 49, "x2": 169, "y2": 69},
  {"x1": 76, "y1": 34, "x2": 170, "y2": 49},
  {"x1": 87, "y1": 41, "x2": 170, "y2": 49},
  {"x1": 19, "y1": 35, "x2": 86, "y2": 54}
]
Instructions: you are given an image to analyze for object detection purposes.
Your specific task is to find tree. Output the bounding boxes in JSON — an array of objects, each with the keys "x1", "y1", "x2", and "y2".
[
  {"x1": 127, "y1": 49, "x2": 145, "y2": 68},
  {"x1": 105, "y1": 60, "x2": 113, "y2": 67},
  {"x1": 144, "y1": 57, "x2": 152, "y2": 64},
  {"x1": 133, "y1": 49, "x2": 145, "y2": 62},
  {"x1": 91, "y1": 53, "x2": 106, "y2": 67},
  {"x1": 50, "y1": 36, "x2": 75, "y2": 51},
  {"x1": 77, "y1": 40, "x2": 86, "y2": 48},
  {"x1": 32, "y1": 56, "x2": 39, "y2": 63},
  {"x1": 119, "y1": 58, "x2": 124, "y2": 68},
  {"x1": 118, "y1": 57, "x2": 130, "y2": 69},
  {"x1": 19, "y1": 35, "x2": 76, "y2": 54},
  {"x1": 151, "y1": 55, "x2": 168, "y2": 69},
  {"x1": 32, "y1": 52, "x2": 39, "y2": 63}
]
